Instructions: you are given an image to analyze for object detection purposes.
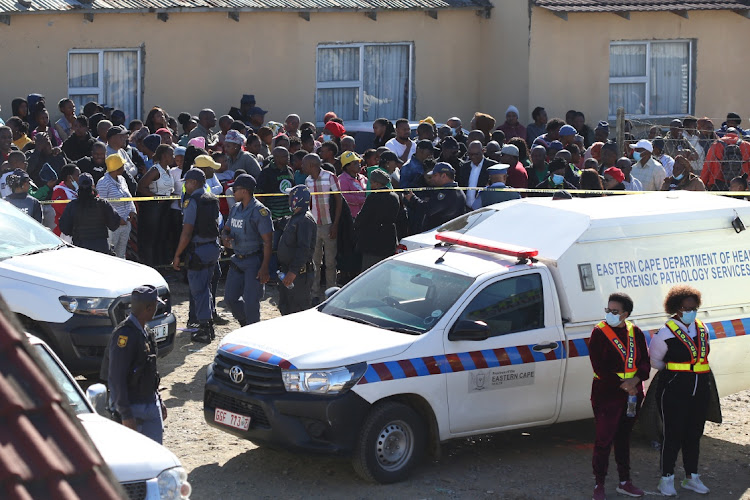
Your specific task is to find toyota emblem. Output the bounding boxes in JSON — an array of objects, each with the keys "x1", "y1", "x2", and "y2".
[{"x1": 229, "y1": 365, "x2": 244, "y2": 384}]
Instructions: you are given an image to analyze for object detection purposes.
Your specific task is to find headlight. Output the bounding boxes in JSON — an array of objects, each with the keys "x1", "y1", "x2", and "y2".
[
  {"x1": 157, "y1": 466, "x2": 191, "y2": 500},
  {"x1": 58, "y1": 296, "x2": 115, "y2": 317},
  {"x1": 282, "y1": 362, "x2": 367, "y2": 395}
]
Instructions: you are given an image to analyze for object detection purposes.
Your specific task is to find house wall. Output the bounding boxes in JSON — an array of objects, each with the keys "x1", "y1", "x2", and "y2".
[
  {"x1": 528, "y1": 8, "x2": 750, "y2": 128},
  {"x1": 0, "y1": 10, "x2": 484, "y2": 126}
]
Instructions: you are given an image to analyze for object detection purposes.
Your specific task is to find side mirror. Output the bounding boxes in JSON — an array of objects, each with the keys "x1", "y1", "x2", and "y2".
[
  {"x1": 448, "y1": 320, "x2": 490, "y2": 341},
  {"x1": 324, "y1": 287, "x2": 341, "y2": 300},
  {"x1": 86, "y1": 383, "x2": 109, "y2": 416}
]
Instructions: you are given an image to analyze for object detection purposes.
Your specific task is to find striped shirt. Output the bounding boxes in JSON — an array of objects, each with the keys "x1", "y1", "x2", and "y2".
[
  {"x1": 96, "y1": 173, "x2": 135, "y2": 220},
  {"x1": 631, "y1": 157, "x2": 666, "y2": 191},
  {"x1": 306, "y1": 169, "x2": 339, "y2": 226}
]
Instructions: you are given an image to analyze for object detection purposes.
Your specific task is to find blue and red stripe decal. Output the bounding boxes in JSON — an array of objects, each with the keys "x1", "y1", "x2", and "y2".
[{"x1": 219, "y1": 343, "x2": 297, "y2": 369}]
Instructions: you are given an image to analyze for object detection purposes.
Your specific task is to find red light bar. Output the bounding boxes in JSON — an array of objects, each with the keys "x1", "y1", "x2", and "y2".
[{"x1": 435, "y1": 231, "x2": 539, "y2": 258}]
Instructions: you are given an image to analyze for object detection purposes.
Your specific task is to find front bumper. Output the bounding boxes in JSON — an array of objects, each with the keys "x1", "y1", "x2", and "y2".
[{"x1": 203, "y1": 362, "x2": 371, "y2": 455}]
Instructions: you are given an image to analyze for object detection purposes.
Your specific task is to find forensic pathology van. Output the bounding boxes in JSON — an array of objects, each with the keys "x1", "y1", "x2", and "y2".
[
  {"x1": 0, "y1": 198, "x2": 176, "y2": 375},
  {"x1": 204, "y1": 191, "x2": 750, "y2": 483}
]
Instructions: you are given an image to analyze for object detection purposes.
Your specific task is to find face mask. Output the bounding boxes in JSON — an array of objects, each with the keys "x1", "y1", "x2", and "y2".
[
  {"x1": 322, "y1": 134, "x2": 332, "y2": 142},
  {"x1": 552, "y1": 174, "x2": 564, "y2": 185},
  {"x1": 674, "y1": 173, "x2": 684, "y2": 181},
  {"x1": 681, "y1": 310, "x2": 697, "y2": 325},
  {"x1": 71, "y1": 181, "x2": 79, "y2": 190},
  {"x1": 450, "y1": 127, "x2": 458, "y2": 136},
  {"x1": 605, "y1": 312, "x2": 622, "y2": 327},
  {"x1": 632, "y1": 151, "x2": 641, "y2": 162}
]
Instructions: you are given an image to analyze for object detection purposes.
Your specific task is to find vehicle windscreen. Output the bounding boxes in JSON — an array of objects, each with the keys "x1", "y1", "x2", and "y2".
[
  {"x1": 320, "y1": 260, "x2": 474, "y2": 334},
  {"x1": 436, "y1": 207, "x2": 497, "y2": 234},
  {"x1": 32, "y1": 344, "x2": 91, "y2": 415},
  {"x1": 0, "y1": 201, "x2": 63, "y2": 260}
]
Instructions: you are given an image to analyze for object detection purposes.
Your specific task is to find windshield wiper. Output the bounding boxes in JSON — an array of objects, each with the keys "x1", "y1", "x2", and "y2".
[
  {"x1": 383, "y1": 326, "x2": 423, "y2": 335},
  {"x1": 330, "y1": 313, "x2": 380, "y2": 328},
  {"x1": 20, "y1": 243, "x2": 66, "y2": 257},
  {"x1": 330, "y1": 313, "x2": 422, "y2": 335}
]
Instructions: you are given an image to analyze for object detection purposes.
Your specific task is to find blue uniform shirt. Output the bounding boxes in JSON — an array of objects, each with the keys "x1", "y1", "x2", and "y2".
[{"x1": 227, "y1": 197, "x2": 273, "y2": 255}]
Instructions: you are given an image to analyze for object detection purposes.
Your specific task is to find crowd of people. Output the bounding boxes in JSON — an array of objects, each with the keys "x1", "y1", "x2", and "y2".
[{"x1": 2, "y1": 94, "x2": 750, "y2": 333}]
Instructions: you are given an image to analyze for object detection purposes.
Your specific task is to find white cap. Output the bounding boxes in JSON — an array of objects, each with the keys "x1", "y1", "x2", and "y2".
[{"x1": 629, "y1": 139, "x2": 653, "y2": 153}]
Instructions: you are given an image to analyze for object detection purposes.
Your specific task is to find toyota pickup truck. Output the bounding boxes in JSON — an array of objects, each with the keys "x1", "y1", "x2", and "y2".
[{"x1": 204, "y1": 191, "x2": 750, "y2": 483}]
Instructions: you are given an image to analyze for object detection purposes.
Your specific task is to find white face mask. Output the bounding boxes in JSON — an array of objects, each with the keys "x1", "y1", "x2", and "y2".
[{"x1": 605, "y1": 312, "x2": 622, "y2": 327}]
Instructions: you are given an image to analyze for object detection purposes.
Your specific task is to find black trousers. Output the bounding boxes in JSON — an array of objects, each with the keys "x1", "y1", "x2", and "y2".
[
  {"x1": 657, "y1": 372, "x2": 710, "y2": 476},
  {"x1": 278, "y1": 271, "x2": 313, "y2": 315}
]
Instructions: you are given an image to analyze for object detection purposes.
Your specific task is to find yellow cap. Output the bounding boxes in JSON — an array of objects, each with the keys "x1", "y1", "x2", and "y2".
[
  {"x1": 340, "y1": 150, "x2": 362, "y2": 168},
  {"x1": 193, "y1": 154, "x2": 221, "y2": 170},
  {"x1": 420, "y1": 116, "x2": 436, "y2": 126},
  {"x1": 105, "y1": 153, "x2": 125, "y2": 172}
]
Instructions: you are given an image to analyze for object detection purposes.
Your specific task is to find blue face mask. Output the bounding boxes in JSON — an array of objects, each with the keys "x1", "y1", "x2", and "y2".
[
  {"x1": 681, "y1": 310, "x2": 697, "y2": 325},
  {"x1": 322, "y1": 134, "x2": 332, "y2": 142},
  {"x1": 632, "y1": 151, "x2": 641, "y2": 162},
  {"x1": 552, "y1": 174, "x2": 565, "y2": 185},
  {"x1": 674, "y1": 173, "x2": 684, "y2": 181},
  {"x1": 605, "y1": 312, "x2": 622, "y2": 327},
  {"x1": 450, "y1": 127, "x2": 458, "y2": 136},
  {"x1": 72, "y1": 180, "x2": 79, "y2": 190}
]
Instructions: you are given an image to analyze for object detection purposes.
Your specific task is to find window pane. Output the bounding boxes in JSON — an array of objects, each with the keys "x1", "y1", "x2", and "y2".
[
  {"x1": 316, "y1": 88, "x2": 358, "y2": 122},
  {"x1": 457, "y1": 274, "x2": 544, "y2": 337},
  {"x1": 610, "y1": 44, "x2": 646, "y2": 77},
  {"x1": 650, "y1": 42, "x2": 689, "y2": 115},
  {"x1": 70, "y1": 95, "x2": 100, "y2": 114},
  {"x1": 609, "y1": 83, "x2": 645, "y2": 116},
  {"x1": 69, "y1": 53, "x2": 99, "y2": 88},
  {"x1": 317, "y1": 47, "x2": 360, "y2": 82},
  {"x1": 103, "y1": 50, "x2": 138, "y2": 123},
  {"x1": 363, "y1": 45, "x2": 410, "y2": 121}
]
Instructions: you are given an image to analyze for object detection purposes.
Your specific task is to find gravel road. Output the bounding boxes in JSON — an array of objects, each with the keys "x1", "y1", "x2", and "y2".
[{"x1": 156, "y1": 280, "x2": 750, "y2": 499}]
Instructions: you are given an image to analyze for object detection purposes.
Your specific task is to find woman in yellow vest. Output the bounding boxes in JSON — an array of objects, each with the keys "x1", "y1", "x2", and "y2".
[
  {"x1": 589, "y1": 292, "x2": 650, "y2": 500},
  {"x1": 650, "y1": 285, "x2": 710, "y2": 496}
]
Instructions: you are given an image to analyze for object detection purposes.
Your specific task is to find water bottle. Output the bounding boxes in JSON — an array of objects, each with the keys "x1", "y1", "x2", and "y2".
[
  {"x1": 626, "y1": 394, "x2": 637, "y2": 418},
  {"x1": 276, "y1": 270, "x2": 295, "y2": 289}
]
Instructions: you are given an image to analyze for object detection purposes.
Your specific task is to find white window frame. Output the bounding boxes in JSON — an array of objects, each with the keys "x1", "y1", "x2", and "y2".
[
  {"x1": 608, "y1": 39, "x2": 693, "y2": 119},
  {"x1": 316, "y1": 42, "x2": 414, "y2": 124},
  {"x1": 67, "y1": 48, "x2": 142, "y2": 118}
]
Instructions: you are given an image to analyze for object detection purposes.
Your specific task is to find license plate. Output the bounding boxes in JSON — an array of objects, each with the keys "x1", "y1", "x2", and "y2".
[
  {"x1": 153, "y1": 324, "x2": 169, "y2": 341},
  {"x1": 214, "y1": 408, "x2": 251, "y2": 431}
]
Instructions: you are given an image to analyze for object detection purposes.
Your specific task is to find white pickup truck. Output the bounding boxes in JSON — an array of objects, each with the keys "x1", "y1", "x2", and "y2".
[{"x1": 203, "y1": 191, "x2": 750, "y2": 483}]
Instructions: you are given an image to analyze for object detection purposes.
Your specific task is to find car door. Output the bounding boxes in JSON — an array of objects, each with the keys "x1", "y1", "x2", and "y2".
[{"x1": 443, "y1": 270, "x2": 565, "y2": 434}]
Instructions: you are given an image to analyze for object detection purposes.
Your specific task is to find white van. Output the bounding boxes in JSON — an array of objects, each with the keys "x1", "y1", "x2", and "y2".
[
  {"x1": 0, "y1": 199, "x2": 176, "y2": 375},
  {"x1": 29, "y1": 334, "x2": 191, "y2": 499},
  {"x1": 203, "y1": 192, "x2": 750, "y2": 483}
]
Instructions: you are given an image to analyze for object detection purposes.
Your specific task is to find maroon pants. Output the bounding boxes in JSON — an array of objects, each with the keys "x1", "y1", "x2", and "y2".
[{"x1": 592, "y1": 394, "x2": 640, "y2": 484}]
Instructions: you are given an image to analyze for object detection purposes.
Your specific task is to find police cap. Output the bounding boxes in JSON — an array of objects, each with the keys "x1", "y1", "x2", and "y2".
[
  {"x1": 183, "y1": 168, "x2": 206, "y2": 183},
  {"x1": 131, "y1": 284, "x2": 164, "y2": 305},
  {"x1": 233, "y1": 173, "x2": 257, "y2": 191}
]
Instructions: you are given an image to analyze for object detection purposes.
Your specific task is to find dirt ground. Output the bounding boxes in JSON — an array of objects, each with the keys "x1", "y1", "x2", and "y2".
[{"x1": 157, "y1": 279, "x2": 750, "y2": 500}]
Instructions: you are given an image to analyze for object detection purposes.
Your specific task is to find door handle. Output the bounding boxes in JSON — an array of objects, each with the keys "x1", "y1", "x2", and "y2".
[{"x1": 533, "y1": 342, "x2": 559, "y2": 352}]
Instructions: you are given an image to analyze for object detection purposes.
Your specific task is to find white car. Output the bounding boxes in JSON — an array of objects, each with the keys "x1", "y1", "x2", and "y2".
[
  {"x1": 0, "y1": 198, "x2": 176, "y2": 375},
  {"x1": 29, "y1": 334, "x2": 191, "y2": 500}
]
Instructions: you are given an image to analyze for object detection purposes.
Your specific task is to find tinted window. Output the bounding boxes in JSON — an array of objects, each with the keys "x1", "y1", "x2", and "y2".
[{"x1": 457, "y1": 274, "x2": 544, "y2": 337}]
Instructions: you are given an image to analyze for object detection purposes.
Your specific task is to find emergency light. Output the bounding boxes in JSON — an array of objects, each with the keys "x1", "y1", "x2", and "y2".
[{"x1": 435, "y1": 231, "x2": 539, "y2": 259}]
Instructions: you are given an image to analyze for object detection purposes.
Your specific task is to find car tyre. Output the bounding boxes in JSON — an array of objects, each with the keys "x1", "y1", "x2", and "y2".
[{"x1": 352, "y1": 401, "x2": 424, "y2": 484}]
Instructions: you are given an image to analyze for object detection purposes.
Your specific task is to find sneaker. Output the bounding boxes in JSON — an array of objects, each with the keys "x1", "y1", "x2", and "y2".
[
  {"x1": 658, "y1": 475, "x2": 677, "y2": 497},
  {"x1": 616, "y1": 481, "x2": 644, "y2": 497},
  {"x1": 592, "y1": 483, "x2": 606, "y2": 500},
  {"x1": 186, "y1": 320, "x2": 200, "y2": 329},
  {"x1": 212, "y1": 313, "x2": 230, "y2": 325},
  {"x1": 191, "y1": 323, "x2": 214, "y2": 344},
  {"x1": 682, "y1": 474, "x2": 710, "y2": 494}
]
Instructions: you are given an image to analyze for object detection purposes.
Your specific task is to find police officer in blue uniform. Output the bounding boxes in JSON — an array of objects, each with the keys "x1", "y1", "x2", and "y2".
[
  {"x1": 101, "y1": 285, "x2": 165, "y2": 443},
  {"x1": 221, "y1": 174, "x2": 273, "y2": 326},
  {"x1": 172, "y1": 168, "x2": 221, "y2": 342},
  {"x1": 404, "y1": 161, "x2": 466, "y2": 233},
  {"x1": 276, "y1": 185, "x2": 317, "y2": 315}
]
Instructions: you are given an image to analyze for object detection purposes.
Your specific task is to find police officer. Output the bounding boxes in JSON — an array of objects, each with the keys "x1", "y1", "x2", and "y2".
[
  {"x1": 172, "y1": 168, "x2": 221, "y2": 342},
  {"x1": 276, "y1": 185, "x2": 317, "y2": 315},
  {"x1": 221, "y1": 173, "x2": 272, "y2": 326},
  {"x1": 102, "y1": 285, "x2": 165, "y2": 443},
  {"x1": 404, "y1": 161, "x2": 466, "y2": 233}
]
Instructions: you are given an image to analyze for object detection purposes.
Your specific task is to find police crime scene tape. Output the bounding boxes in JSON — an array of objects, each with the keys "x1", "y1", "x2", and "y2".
[{"x1": 38, "y1": 186, "x2": 750, "y2": 204}]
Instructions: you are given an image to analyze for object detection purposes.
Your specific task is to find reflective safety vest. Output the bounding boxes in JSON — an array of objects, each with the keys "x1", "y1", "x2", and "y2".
[
  {"x1": 593, "y1": 320, "x2": 637, "y2": 380},
  {"x1": 665, "y1": 318, "x2": 710, "y2": 373}
]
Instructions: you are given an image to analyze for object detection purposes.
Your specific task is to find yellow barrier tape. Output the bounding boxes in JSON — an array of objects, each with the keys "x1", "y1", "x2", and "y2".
[{"x1": 38, "y1": 186, "x2": 750, "y2": 204}]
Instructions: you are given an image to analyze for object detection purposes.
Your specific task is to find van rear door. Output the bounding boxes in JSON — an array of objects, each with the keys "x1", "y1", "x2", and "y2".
[{"x1": 442, "y1": 270, "x2": 565, "y2": 434}]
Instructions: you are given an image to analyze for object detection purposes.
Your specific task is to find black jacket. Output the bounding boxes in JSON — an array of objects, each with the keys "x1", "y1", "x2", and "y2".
[
  {"x1": 355, "y1": 191, "x2": 400, "y2": 256},
  {"x1": 27, "y1": 150, "x2": 69, "y2": 186},
  {"x1": 62, "y1": 132, "x2": 97, "y2": 161},
  {"x1": 59, "y1": 197, "x2": 121, "y2": 248},
  {"x1": 407, "y1": 181, "x2": 466, "y2": 233},
  {"x1": 458, "y1": 157, "x2": 497, "y2": 189},
  {"x1": 277, "y1": 210, "x2": 317, "y2": 272},
  {"x1": 76, "y1": 156, "x2": 107, "y2": 184}
]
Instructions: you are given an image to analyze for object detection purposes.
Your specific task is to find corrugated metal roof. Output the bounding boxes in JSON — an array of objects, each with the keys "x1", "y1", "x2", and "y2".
[
  {"x1": 535, "y1": 0, "x2": 750, "y2": 12},
  {"x1": 0, "y1": 0, "x2": 489, "y2": 14}
]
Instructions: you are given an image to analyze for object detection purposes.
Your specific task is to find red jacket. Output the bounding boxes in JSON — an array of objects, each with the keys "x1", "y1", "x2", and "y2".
[
  {"x1": 701, "y1": 133, "x2": 750, "y2": 187},
  {"x1": 589, "y1": 323, "x2": 650, "y2": 403},
  {"x1": 51, "y1": 183, "x2": 77, "y2": 236}
]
